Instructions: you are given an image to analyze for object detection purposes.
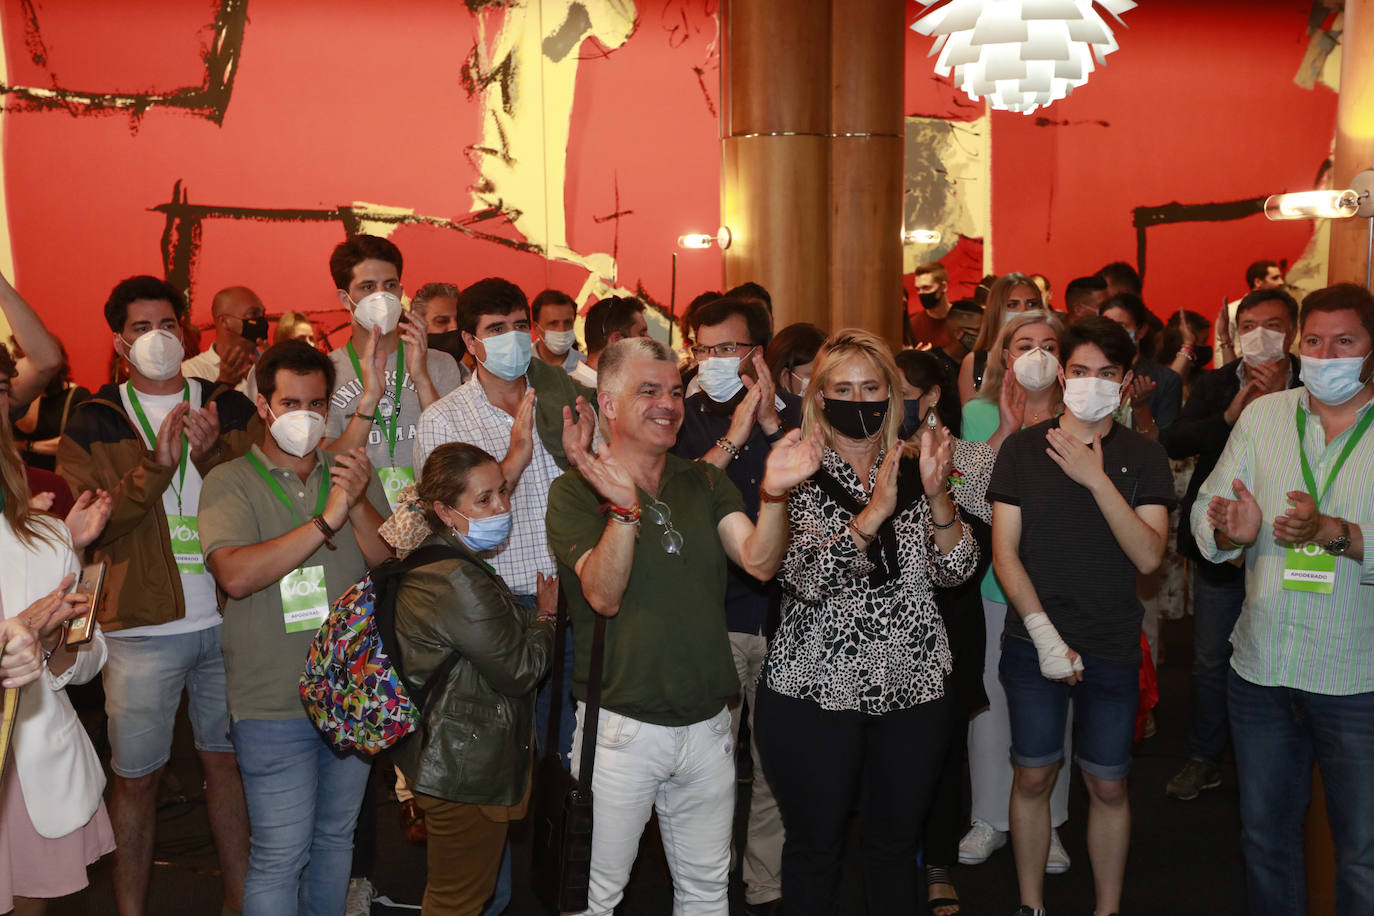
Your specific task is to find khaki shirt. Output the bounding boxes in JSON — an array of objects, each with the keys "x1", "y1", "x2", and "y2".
[{"x1": 199, "y1": 443, "x2": 384, "y2": 721}]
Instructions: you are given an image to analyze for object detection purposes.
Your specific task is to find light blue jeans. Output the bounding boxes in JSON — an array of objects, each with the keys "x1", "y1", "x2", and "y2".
[{"x1": 231, "y1": 717, "x2": 371, "y2": 916}]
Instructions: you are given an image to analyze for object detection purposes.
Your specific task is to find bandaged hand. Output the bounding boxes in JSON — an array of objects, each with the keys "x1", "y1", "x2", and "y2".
[{"x1": 1024, "y1": 612, "x2": 1085, "y2": 681}]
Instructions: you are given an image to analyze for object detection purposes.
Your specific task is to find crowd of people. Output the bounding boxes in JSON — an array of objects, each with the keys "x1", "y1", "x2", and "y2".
[{"x1": 0, "y1": 241, "x2": 1369, "y2": 916}]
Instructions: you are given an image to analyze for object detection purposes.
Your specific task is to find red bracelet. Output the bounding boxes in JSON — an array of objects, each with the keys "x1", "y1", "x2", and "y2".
[
  {"x1": 759, "y1": 487, "x2": 790, "y2": 503},
  {"x1": 601, "y1": 502, "x2": 642, "y2": 524}
]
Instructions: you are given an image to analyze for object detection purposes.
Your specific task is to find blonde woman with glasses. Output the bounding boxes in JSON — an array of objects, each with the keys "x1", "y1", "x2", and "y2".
[{"x1": 754, "y1": 328, "x2": 978, "y2": 916}]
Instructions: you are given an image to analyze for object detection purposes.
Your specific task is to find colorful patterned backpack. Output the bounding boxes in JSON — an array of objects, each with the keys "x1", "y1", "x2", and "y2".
[{"x1": 300, "y1": 544, "x2": 463, "y2": 754}]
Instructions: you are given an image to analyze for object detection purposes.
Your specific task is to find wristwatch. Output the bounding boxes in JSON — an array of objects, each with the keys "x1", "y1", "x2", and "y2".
[{"x1": 1323, "y1": 518, "x2": 1352, "y2": 557}]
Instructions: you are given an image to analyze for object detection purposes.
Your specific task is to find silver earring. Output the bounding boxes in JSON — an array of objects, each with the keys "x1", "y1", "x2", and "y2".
[{"x1": 926, "y1": 408, "x2": 939, "y2": 429}]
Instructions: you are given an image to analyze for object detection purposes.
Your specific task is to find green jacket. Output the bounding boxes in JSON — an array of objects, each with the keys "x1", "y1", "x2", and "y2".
[
  {"x1": 528, "y1": 354, "x2": 595, "y2": 472},
  {"x1": 391, "y1": 531, "x2": 555, "y2": 806}
]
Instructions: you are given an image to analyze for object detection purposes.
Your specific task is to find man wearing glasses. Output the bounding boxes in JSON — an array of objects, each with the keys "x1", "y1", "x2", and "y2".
[
  {"x1": 568, "y1": 296, "x2": 650, "y2": 388},
  {"x1": 547, "y1": 336, "x2": 821, "y2": 916},
  {"x1": 672, "y1": 296, "x2": 795, "y2": 914}
]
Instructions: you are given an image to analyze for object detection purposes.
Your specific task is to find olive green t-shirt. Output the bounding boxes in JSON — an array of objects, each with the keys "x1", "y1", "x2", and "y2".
[
  {"x1": 199, "y1": 443, "x2": 384, "y2": 721},
  {"x1": 545, "y1": 454, "x2": 744, "y2": 727}
]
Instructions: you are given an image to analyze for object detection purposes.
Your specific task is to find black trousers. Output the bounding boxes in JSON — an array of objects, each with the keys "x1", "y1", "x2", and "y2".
[
  {"x1": 922, "y1": 711, "x2": 971, "y2": 869},
  {"x1": 755, "y1": 683, "x2": 951, "y2": 915}
]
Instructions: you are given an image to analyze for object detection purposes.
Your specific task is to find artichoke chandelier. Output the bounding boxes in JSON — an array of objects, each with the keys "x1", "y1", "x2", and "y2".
[{"x1": 911, "y1": 0, "x2": 1136, "y2": 115}]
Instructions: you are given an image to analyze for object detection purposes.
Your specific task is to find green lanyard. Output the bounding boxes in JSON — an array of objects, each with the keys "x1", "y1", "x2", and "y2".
[
  {"x1": 127, "y1": 381, "x2": 190, "y2": 513},
  {"x1": 246, "y1": 452, "x2": 330, "y2": 526},
  {"x1": 345, "y1": 339, "x2": 404, "y2": 463},
  {"x1": 1295, "y1": 402, "x2": 1374, "y2": 509}
]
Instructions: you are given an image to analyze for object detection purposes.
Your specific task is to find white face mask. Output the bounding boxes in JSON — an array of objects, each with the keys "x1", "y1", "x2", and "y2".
[
  {"x1": 1011, "y1": 347, "x2": 1059, "y2": 392},
  {"x1": 1239, "y1": 326, "x2": 1287, "y2": 366},
  {"x1": 267, "y1": 407, "x2": 326, "y2": 457},
  {"x1": 541, "y1": 327, "x2": 577, "y2": 356},
  {"x1": 351, "y1": 291, "x2": 403, "y2": 334},
  {"x1": 120, "y1": 329, "x2": 185, "y2": 381},
  {"x1": 1062, "y1": 376, "x2": 1121, "y2": 423},
  {"x1": 697, "y1": 356, "x2": 745, "y2": 403}
]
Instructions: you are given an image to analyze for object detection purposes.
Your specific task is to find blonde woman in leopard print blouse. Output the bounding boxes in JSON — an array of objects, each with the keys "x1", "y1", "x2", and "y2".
[{"x1": 753, "y1": 329, "x2": 978, "y2": 916}]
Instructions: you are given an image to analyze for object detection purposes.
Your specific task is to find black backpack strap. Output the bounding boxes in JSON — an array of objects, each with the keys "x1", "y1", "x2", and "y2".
[
  {"x1": 973, "y1": 349, "x2": 988, "y2": 394},
  {"x1": 577, "y1": 613, "x2": 608, "y2": 793},
  {"x1": 371, "y1": 544, "x2": 466, "y2": 707}
]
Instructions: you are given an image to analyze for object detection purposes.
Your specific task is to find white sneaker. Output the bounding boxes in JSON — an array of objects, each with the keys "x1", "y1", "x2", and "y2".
[
  {"x1": 1046, "y1": 827, "x2": 1071, "y2": 874},
  {"x1": 958, "y1": 820, "x2": 1008, "y2": 864},
  {"x1": 345, "y1": 877, "x2": 374, "y2": 916}
]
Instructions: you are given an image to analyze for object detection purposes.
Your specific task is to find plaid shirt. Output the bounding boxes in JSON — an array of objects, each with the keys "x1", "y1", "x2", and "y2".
[{"x1": 414, "y1": 375, "x2": 559, "y2": 596}]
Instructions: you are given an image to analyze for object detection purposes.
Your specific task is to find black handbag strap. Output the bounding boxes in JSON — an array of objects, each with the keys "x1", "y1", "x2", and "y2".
[
  {"x1": 577, "y1": 612, "x2": 607, "y2": 793},
  {"x1": 544, "y1": 587, "x2": 570, "y2": 754}
]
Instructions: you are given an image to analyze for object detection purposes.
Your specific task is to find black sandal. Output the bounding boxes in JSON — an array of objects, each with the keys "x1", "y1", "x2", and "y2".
[{"x1": 925, "y1": 864, "x2": 960, "y2": 915}]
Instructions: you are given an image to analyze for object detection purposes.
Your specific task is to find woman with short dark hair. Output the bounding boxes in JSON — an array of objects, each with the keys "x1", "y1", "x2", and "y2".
[{"x1": 391, "y1": 442, "x2": 556, "y2": 915}]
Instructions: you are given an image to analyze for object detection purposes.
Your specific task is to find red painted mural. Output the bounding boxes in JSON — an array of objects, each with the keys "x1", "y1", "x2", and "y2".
[
  {"x1": 0, "y1": 0, "x2": 724, "y2": 389},
  {"x1": 0, "y1": 0, "x2": 1342, "y2": 388}
]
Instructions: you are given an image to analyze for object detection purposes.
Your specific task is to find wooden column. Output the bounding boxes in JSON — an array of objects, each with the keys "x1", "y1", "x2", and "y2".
[
  {"x1": 1327, "y1": 0, "x2": 1374, "y2": 288},
  {"x1": 723, "y1": 0, "x2": 905, "y2": 346},
  {"x1": 1310, "y1": 4, "x2": 1374, "y2": 910}
]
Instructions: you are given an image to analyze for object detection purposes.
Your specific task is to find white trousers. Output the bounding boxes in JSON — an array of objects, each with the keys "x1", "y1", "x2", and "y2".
[{"x1": 571, "y1": 702, "x2": 736, "y2": 916}]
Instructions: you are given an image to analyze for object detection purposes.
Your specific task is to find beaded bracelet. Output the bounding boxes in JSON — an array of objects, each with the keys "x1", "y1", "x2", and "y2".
[{"x1": 715, "y1": 437, "x2": 742, "y2": 460}]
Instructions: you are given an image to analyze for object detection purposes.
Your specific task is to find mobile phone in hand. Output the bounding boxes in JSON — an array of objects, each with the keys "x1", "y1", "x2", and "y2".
[{"x1": 65, "y1": 562, "x2": 105, "y2": 647}]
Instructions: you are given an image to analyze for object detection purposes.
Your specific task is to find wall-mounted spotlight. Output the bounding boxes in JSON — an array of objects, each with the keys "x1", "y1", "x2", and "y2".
[
  {"x1": 903, "y1": 228, "x2": 942, "y2": 245},
  {"x1": 1264, "y1": 170, "x2": 1374, "y2": 221},
  {"x1": 678, "y1": 227, "x2": 733, "y2": 250},
  {"x1": 1264, "y1": 168, "x2": 1374, "y2": 288}
]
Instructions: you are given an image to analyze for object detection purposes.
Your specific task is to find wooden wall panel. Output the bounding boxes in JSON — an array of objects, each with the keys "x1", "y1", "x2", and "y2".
[{"x1": 1327, "y1": 0, "x2": 1374, "y2": 289}]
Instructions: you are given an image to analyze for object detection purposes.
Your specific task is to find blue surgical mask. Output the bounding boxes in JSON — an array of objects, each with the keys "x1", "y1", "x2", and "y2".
[
  {"x1": 477, "y1": 330, "x2": 532, "y2": 381},
  {"x1": 697, "y1": 356, "x2": 745, "y2": 403},
  {"x1": 1301, "y1": 355, "x2": 1370, "y2": 406},
  {"x1": 452, "y1": 508, "x2": 513, "y2": 552}
]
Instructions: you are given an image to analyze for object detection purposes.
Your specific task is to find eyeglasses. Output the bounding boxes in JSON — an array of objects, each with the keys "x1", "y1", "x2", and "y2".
[
  {"x1": 643, "y1": 496, "x2": 684, "y2": 556},
  {"x1": 689, "y1": 341, "x2": 750, "y2": 359}
]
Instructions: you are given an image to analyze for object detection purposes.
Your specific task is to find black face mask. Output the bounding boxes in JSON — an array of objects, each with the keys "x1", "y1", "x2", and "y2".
[
  {"x1": 918, "y1": 291, "x2": 942, "y2": 311},
  {"x1": 899, "y1": 398, "x2": 926, "y2": 439},
  {"x1": 1191, "y1": 344, "x2": 1214, "y2": 366},
  {"x1": 959, "y1": 331, "x2": 978, "y2": 352},
  {"x1": 823, "y1": 397, "x2": 889, "y2": 440},
  {"x1": 239, "y1": 317, "x2": 269, "y2": 342},
  {"x1": 428, "y1": 330, "x2": 466, "y2": 362}
]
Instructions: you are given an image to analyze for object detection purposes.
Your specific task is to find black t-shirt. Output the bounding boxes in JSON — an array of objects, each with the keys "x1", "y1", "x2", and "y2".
[{"x1": 987, "y1": 418, "x2": 1176, "y2": 665}]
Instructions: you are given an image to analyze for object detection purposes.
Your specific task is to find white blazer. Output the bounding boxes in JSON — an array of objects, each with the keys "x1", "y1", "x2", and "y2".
[{"x1": 0, "y1": 515, "x2": 107, "y2": 838}]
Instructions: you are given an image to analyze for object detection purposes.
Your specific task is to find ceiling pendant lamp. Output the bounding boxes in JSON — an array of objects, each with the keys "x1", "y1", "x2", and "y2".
[{"x1": 911, "y1": 0, "x2": 1136, "y2": 115}]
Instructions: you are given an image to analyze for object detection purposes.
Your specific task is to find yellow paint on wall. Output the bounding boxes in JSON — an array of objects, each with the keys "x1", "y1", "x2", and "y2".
[{"x1": 467, "y1": 0, "x2": 637, "y2": 308}]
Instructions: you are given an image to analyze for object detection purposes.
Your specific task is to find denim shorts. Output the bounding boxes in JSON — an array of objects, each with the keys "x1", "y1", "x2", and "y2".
[
  {"x1": 999, "y1": 633, "x2": 1139, "y2": 780},
  {"x1": 103, "y1": 625, "x2": 235, "y2": 777}
]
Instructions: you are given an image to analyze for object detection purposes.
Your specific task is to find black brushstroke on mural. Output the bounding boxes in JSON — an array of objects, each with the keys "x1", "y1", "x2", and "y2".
[
  {"x1": 461, "y1": 39, "x2": 518, "y2": 116},
  {"x1": 1033, "y1": 117, "x2": 1110, "y2": 128},
  {"x1": 18, "y1": 0, "x2": 48, "y2": 67},
  {"x1": 152, "y1": 180, "x2": 545, "y2": 305},
  {"x1": 0, "y1": 0, "x2": 247, "y2": 124},
  {"x1": 1132, "y1": 197, "x2": 1267, "y2": 282},
  {"x1": 592, "y1": 172, "x2": 633, "y2": 263}
]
